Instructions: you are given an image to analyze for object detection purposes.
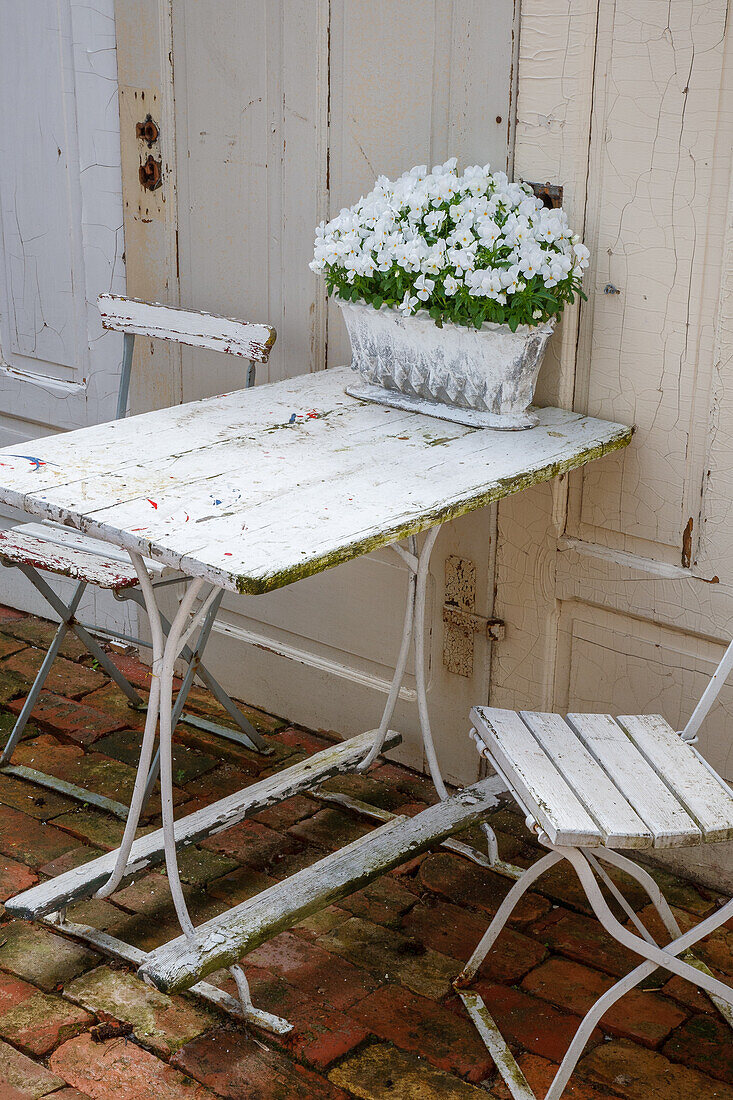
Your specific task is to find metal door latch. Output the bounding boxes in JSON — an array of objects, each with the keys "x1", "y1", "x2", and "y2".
[{"x1": 442, "y1": 555, "x2": 504, "y2": 677}]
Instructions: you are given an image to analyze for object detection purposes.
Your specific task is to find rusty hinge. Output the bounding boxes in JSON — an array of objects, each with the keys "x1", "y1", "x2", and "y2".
[{"x1": 442, "y1": 555, "x2": 505, "y2": 677}]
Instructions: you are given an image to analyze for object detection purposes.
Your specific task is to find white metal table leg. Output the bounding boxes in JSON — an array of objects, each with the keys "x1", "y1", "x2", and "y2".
[
  {"x1": 359, "y1": 525, "x2": 448, "y2": 798},
  {"x1": 109, "y1": 556, "x2": 292, "y2": 1034}
]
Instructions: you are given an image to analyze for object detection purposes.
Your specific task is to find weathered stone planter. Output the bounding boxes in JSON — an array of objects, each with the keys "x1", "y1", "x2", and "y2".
[{"x1": 341, "y1": 299, "x2": 555, "y2": 430}]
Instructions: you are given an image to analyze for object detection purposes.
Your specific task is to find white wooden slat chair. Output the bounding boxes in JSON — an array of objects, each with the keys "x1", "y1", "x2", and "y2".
[
  {"x1": 0, "y1": 294, "x2": 277, "y2": 816},
  {"x1": 457, "y1": 639, "x2": 733, "y2": 1100}
]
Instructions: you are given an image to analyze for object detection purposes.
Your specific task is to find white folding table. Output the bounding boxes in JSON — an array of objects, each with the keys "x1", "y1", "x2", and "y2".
[{"x1": 0, "y1": 365, "x2": 631, "y2": 1031}]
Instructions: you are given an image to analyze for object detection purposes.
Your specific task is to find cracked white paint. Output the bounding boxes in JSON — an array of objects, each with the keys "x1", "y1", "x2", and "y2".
[{"x1": 491, "y1": 0, "x2": 733, "y2": 889}]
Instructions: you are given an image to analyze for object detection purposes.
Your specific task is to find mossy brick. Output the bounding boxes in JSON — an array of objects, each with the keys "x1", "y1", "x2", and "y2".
[
  {"x1": 288, "y1": 806, "x2": 374, "y2": 851},
  {"x1": 372, "y1": 761, "x2": 441, "y2": 806},
  {"x1": 294, "y1": 905, "x2": 351, "y2": 939},
  {"x1": 77, "y1": 683, "x2": 148, "y2": 731},
  {"x1": 578, "y1": 1038, "x2": 733, "y2": 1100},
  {"x1": 0, "y1": 803, "x2": 77, "y2": 868},
  {"x1": 246, "y1": 931, "x2": 378, "y2": 1010},
  {"x1": 2, "y1": 649, "x2": 106, "y2": 700},
  {"x1": 341, "y1": 876, "x2": 417, "y2": 927},
  {"x1": 0, "y1": 856, "x2": 37, "y2": 902},
  {"x1": 2, "y1": 616, "x2": 88, "y2": 661},
  {"x1": 0, "y1": 974, "x2": 36, "y2": 1015},
  {"x1": 0, "y1": 1038, "x2": 66, "y2": 1098},
  {"x1": 50, "y1": 807, "x2": 132, "y2": 851},
  {"x1": 529, "y1": 906, "x2": 640, "y2": 977},
  {"x1": 404, "y1": 898, "x2": 546, "y2": 983},
  {"x1": 38, "y1": 845, "x2": 104, "y2": 878},
  {"x1": 65, "y1": 965, "x2": 217, "y2": 1056},
  {"x1": 276, "y1": 726, "x2": 338, "y2": 754},
  {"x1": 319, "y1": 771, "x2": 406, "y2": 810},
  {"x1": 216, "y1": 965, "x2": 370, "y2": 1070},
  {"x1": 0, "y1": 922, "x2": 99, "y2": 990},
  {"x1": 329, "y1": 1043, "x2": 489, "y2": 1099},
  {"x1": 492, "y1": 1053, "x2": 615, "y2": 1100},
  {"x1": 95, "y1": 727, "x2": 217, "y2": 784},
  {"x1": 0, "y1": 667, "x2": 28, "y2": 704},
  {"x1": 104, "y1": 649, "x2": 180, "y2": 692},
  {"x1": 418, "y1": 851, "x2": 550, "y2": 925},
  {"x1": 0, "y1": 990, "x2": 92, "y2": 1056},
  {"x1": 172, "y1": 1025, "x2": 352, "y2": 1098},
  {"x1": 173, "y1": 844, "x2": 238, "y2": 886},
  {"x1": 643, "y1": 865, "x2": 721, "y2": 917},
  {"x1": 0, "y1": 771, "x2": 76, "y2": 820},
  {"x1": 50, "y1": 1032, "x2": 218, "y2": 1100},
  {"x1": 0, "y1": 708, "x2": 41, "y2": 744},
  {"x1": 181, "y1": 761, "x2": 269, "y2": 803},
  {"x1": 172, "y1": 722, "x2": 297, "y2": 770},
  {"x1": 319, "y1": 916, "x2": 459, "y2": 1000},
  {"x1": 0, "y1": 632, "x2": 27, "y2": 658},
  {"x1": 250, "y1": 793, "x2": 319, "y2": 831},
  {"x1": 113, "y1": 872, "x2": 196, "y2": 915},
  {"x1": 469, "y1": 980, "x2": 603, "y2": 1064},
  {"x1": 201, "y1": 818, "x2": 300, "y2": 870},
  {"x1": 351, "y1": 984, "x2": 495, "y2": 1082},
  {"x1": 7, "y1": 692, "x2": 126, "y2": 744},
  {"x1": 662, "y1": 1013, "x2": 733, "y2": 1084},
  {"x1": 183, "y1": 684, "x2": 288, "y2": 733},
  {"x1": 207, "y1": 864, "x2": 279, "y2": 905},
  {"x1": 521, "y1": 956, "x2": 688, "y2": 1047}
]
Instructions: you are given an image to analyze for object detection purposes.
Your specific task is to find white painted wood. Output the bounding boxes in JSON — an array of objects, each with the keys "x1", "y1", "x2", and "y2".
[
  {"x1": 0, "y1": 530, "x2": 139, "y2": 590},
  {"x1": 0, "y1": 367, "x2": 632, "y2": 596},
  {"x1": 519, "y1": 711, "x2": 651, "y2": 849},
  {"x1": 565, "y1": 714, "x2": 701, "y2": 847},
  {"x1": 145, "y1": 0, "x2": 517, "y2": 783},
  {"x1": 13, "y1": 524, "x2": 168, "y2": 576},
  {"x1": 0, "y1": 0, "x2": 125, "y2": 436},
  {"x1": 0, "y1": 522, "x2": 169, "y2": 590},
  {"x1": 139, "y1": 776, "x2": 504, "y2": 993},
  {"x1": 472, "y1": 707, "x2": 602, "y2": 847},
  {"x1": 6, "y1": 728, "x2": 401, "y2": 920},
  {"x1": 97, "y1": 294, "x2": 275, "y2": 364},
  {"x1": 617, "y1": 714, "x2": 733, "y2": 843}
]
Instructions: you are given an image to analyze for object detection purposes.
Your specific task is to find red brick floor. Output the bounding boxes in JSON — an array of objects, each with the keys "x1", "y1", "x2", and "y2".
[{"x1": 0, "y1": 605, "x2": 731, "y2": 1098}]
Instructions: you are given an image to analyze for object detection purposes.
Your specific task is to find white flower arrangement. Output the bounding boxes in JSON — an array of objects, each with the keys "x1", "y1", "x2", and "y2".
[{"x1": 310, "y1": 158, "x2": 590, "y2": 332}]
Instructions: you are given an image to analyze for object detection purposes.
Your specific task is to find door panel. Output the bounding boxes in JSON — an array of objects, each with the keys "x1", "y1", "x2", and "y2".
[
  {"x1": 0, "y1": 0, "x2": 130, "y2": 630},
  {"x1": 491, "y1": 0, "x2": 733, "y2": 886},
  {"x1": 118, "y1": 0, "x2": 518, "y2": 783}
]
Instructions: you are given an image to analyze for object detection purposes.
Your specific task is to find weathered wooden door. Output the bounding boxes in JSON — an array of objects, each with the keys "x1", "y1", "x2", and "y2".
[
  {"x1": 492, "y1": 0, "x2": 733, "y2": 886},
  {"x1": 0, "y1": 0, "x2": 127, "y2": 624},
  {"x1": 115, "y1": 0, "x2": 518, "y2": 783}
]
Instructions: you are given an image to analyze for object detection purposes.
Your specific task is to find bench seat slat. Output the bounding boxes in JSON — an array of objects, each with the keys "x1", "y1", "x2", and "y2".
[
  {"x1": 617, "y1": 714, "x2": 733, "y2": 842},
  {"x1": 139, "y1": 776, "x2": 505, "y2": 994},
  {"x1": 471, "y1": 707, "x2": 602, "y2": 847},
  {"x1": 566, "y1": 713, "x2": 701, "y2": 848},
  {"x1": 519, "y1": 711, "x2": 652, "y2": 849}
]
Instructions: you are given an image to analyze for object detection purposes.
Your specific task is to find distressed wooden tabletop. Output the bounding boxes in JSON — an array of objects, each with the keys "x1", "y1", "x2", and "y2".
[{"x1": 0, "y1": 366, "x2": 632, "y2": 594}]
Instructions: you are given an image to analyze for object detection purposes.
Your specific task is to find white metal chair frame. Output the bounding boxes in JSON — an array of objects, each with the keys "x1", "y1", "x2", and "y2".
[
  {"x1": 456, "y1": 639, "x2": 733, "y2": 1100},
  {"x1": 0, "y1": 294, "x2": 277, "y2": 816}
]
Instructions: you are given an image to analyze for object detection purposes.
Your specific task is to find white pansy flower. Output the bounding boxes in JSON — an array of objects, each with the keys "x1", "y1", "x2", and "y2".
[
  {"x1": 398, "y1": 291, "x2": 419, "y2": 316},
  {"x1": 311, "y1": 158, "x2": 588, "y2": 328},
  {"x1": 414, "y1": 274, "x2": 435, "y2": 301}
]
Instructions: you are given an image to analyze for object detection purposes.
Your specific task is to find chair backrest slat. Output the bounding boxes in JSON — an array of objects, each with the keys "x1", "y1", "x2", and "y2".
[{"x1": 98, "y1": 293, "x2": 276, "y2": 364}]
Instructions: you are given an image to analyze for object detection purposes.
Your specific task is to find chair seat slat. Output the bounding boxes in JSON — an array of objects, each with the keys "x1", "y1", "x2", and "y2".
[
  {"x1": 471, "y1": 707, "x2": 602, "y2": 847},
  {"x1": 519, "y1": 711, "x2": 652, "y2": 849},
  {"x1": 566, "y1": 713, "x2": 701, "y2": 848},
  {"x1": 617, "y1": 714, "x2": 733, "y2": 842}
]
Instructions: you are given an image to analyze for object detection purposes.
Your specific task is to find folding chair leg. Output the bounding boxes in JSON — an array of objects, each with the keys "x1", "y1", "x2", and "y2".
[
  {"x1": 0, "y1": 573, "x2": 87, "y2": 765},
  {"x1": 459, "y1": 847, "x2": 733, "y2": 1100},
  {"x1": 456, "y1": 851, "x2": 564, "y2": 985}
]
